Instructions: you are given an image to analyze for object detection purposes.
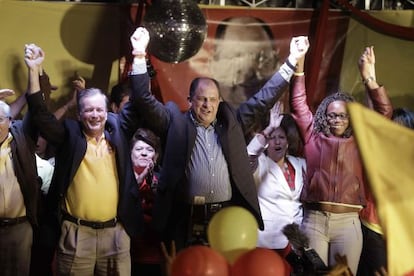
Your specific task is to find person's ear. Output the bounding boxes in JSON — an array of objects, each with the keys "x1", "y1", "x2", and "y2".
[{"x1": 187, "y1": 96, "x2": 192, "y2": 108}]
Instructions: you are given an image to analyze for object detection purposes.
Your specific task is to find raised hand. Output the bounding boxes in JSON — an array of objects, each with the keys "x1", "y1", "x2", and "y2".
[
  {"x1": 268, "y1": 101, "x2": 284, "y2": 131},
  {"x1": 130, "y1": 27, "x2": 150, "y2": 57},
  {"x1": 260, "y1": 101, "x2": 284, "y2": 140},
  {"x1": 72, "y1": 75, "x2": 86, "y2": 92},
  {"x1": 358, "y1": 46, "x2": 376, "y2": 81},
  {"x1": 0, "y1": 89, "x2": 15, "y2": 100},
  {"x1": 290, "y1": 36, "x2": 310, "y2": 63},
  {"x1": 24, "y1": 44, "x2": 45, "y2": 71}
]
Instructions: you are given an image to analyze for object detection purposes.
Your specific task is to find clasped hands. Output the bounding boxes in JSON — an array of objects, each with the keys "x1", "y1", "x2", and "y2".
[
  {"x1": 130, "y1": 27, "x2": 150, "y2": 58},
  {"x1": 24, "y1": 43, "x2": 44, "y2": 71},
  {"x1": 290, "y1": 36, "x2": 310, "y2": 63}
]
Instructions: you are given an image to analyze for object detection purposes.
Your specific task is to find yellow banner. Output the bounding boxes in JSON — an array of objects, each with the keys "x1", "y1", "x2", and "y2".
[{"x1": 349, "y1": 102, "x2": 414, "y2": 276}]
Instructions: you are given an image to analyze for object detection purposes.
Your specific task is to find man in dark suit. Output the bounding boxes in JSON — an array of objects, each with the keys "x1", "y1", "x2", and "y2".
[
  {"x1": 24, "y1": 30, "x2": 149, "y2": 276},
  {"x1": 0, "y1": 99, "x2": 39, "y2": 276},
  {"x1": 129, "y1": 27, "x2": 308, "y2": 249}
]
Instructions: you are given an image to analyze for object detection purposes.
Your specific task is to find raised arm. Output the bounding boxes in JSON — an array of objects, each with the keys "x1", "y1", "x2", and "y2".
[
  {"x1": 0, "y1": 89, "x2": 27, "y2": 119},
  {"x1": 52, "y1": 75, "x2": 85, "y2": 121},
  {"x1": 247, "y1": 101, "x2": 284, "y2": 173},
  {"x1": 290, "y1": 37, "x2": 314, "y2": 142},
  {"x1": 238, "y1": 36, "x2": 309, "y2": 136},
  {"x1": 128, "y1": 27, "x2": 170, "y2": 138},
  {"x1": 358, "y1": 46, "x2": 393, "y2": 118},
  {"x1": 25, "y1": 44, "x2": 66, "y2": 145}
]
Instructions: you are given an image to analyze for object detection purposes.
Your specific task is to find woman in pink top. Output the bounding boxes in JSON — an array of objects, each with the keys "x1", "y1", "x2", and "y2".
[{"x1": 290, "y1": 41, "x2": 392, "y2": 274}]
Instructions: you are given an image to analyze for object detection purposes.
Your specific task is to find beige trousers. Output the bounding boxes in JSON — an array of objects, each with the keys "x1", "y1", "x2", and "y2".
[{"x1": 57, "y1": 220, "x2": 131, "y2": 276}]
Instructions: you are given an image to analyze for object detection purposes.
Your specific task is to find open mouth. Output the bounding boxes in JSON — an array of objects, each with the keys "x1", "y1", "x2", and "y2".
[{"x1": 273, "y1": 146, "x2": 284, "y2": 153}]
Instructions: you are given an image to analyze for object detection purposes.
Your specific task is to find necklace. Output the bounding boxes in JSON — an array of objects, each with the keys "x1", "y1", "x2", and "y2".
[{"x1": 282, "y1": 161, "x2": 295, "y2": 191}]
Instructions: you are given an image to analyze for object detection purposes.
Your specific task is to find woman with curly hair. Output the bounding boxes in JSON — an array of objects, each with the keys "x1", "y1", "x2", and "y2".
[{"x1": 290, "y1": 41, "x2": 393, "y2": 274}]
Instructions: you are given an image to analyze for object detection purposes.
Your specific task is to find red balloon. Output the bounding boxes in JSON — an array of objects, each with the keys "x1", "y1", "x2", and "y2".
[
  {"x1": 171, "y1": 245, "x2": 230, "y2": 276},
  {"x1": 231, "y1": 248, "x2": 288, "y2": 276}
]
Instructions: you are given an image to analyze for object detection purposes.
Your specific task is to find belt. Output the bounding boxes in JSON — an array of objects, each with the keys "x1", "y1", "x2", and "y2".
[
  {"x1": 0, "y1": 216, "x2": 28, "y2": 227},
  {"x1": 205, "y1": 201, "x2": 232, "y2": 213},
  {"x1": 305, "y1": 202, "x2": 360, "y2": 213},
  {"x1": 188, "y1": 201, "x2": 232, "y2": 246},
  {"x1": 191, "y1": 201, "x2": 232, "y2": 222},
  {"x1": 62, "y1": 213, "x2": 117, "y2": 229}
]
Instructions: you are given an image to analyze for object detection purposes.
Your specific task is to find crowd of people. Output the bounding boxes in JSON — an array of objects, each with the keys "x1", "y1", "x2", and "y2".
[{"x1": 0, "y1": 26, "x2": 413, "y2": 276}]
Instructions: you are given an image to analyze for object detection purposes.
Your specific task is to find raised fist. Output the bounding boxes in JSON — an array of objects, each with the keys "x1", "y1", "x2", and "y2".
[{"x1": 130, "y1": 27, "x2": 150, "y2": 57}]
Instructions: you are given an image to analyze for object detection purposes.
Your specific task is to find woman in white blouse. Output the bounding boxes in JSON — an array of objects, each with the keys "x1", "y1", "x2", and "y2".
[{"x1": 247, "y1": 102, "x2": 306, "y2": 257}]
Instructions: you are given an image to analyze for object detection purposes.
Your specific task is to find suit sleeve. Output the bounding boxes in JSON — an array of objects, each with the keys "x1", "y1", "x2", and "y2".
[
  {"x1": 129, "y1": 73, "x2": 170, "y2": 138},
  {"x1": 26, "y1": 91, "x2": 66, "y2": 147},
  {"x1": 237, "y1": 71, "x2": 289, "y2": 136}
]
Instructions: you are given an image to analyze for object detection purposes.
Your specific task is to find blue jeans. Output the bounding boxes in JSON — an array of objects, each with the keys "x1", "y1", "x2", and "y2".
[{"x1": 301, "y1": 210, "x2": 362, "y2": 275}]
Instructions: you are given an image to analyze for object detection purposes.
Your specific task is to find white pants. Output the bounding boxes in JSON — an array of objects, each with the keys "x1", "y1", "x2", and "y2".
[{"x1": 301, "y1": 210, "x2": 362, "y2": 275}]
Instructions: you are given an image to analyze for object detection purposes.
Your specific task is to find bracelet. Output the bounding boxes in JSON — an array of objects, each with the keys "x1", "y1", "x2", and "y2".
[
  {"x1": 294, "y1": 72, "x2": 304, "y2": 76},
  {"x1": 362, "y1": 76, "x2": 375, "y2": 85},
  {"x1": 285, "y1": 59, "x2": 297, "y2": 71}
]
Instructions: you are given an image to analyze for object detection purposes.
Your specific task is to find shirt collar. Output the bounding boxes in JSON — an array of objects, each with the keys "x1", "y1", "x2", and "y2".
[
  {"x1": 83, "y1": 131, "x2": 106, "y2": 144},
  {"x1": 189, "y1": 110, "x2": 217, "y2": 128}
]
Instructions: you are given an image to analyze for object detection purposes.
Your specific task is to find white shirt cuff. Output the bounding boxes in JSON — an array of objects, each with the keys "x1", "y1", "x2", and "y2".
[
  {"x1": 247, "y1": 134, "x2": 268, "y2": 155},
  {"x1": 279, "y1": 62, "x2": 295, "y2": 82}
]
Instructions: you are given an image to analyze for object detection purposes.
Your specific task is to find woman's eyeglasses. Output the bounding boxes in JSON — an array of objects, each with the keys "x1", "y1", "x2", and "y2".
[{"x1": 326, "y1": 113, "x2": 349, "y2": 120}]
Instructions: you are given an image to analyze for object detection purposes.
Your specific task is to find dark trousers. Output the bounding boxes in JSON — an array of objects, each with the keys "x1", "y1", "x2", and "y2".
[
  {"x1": 0, "y1": 221, "x2": 33, "y2": 276},
  {"x1": 357, "y1": 224, "x2": 387, "y2": 276}
]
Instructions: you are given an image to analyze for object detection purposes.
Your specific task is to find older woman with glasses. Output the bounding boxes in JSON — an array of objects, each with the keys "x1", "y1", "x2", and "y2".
[{"x1": 290, "y1": 42, "x2": 393, "y2": 274}]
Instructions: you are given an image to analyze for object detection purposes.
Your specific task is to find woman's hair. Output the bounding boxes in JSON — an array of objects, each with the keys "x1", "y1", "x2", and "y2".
[
  {"x1": 130, "y1": 128, "x2": 162, "y2": 163},
  {"x1": 280, "y1": 114, "x2": 304, "y2": 157},
  {"x1": 392, "y1": 107, "x2": 414, "y2": 130},
  {"x1": 313, "y1": 92, "x2": 355, "y2": 138}
]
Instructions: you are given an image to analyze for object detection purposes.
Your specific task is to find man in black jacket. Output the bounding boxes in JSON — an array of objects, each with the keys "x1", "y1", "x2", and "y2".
[
  {"x1": 24, "y1": 33, "x2": 148, "y2": 276},
  {"x1": 128, "y1": 27, "x2": 308, "y2": 249},
  {"x1": 0, "y1": 100, "x2": 39, "y2": 276}
]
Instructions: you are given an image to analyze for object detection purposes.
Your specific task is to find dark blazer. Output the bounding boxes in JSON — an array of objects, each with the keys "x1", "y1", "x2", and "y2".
[
  {"x1": 9, "y1": 117, "x2": 40, "y2": 227},
  {"x1": 26, "y1": 88, "x2": 144, "y2": 239},
  {"x1": 130, "y1": 70, "x2": 291, "y2": 234}
]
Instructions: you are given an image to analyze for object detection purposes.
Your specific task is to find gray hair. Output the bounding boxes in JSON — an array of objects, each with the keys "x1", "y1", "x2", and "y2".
[
  {"x1": 76, "y1": 88, "x2": 109, "y2": 113},
  {"x1": 0, "y1": 101, "x2": 11, "y2": 118}
]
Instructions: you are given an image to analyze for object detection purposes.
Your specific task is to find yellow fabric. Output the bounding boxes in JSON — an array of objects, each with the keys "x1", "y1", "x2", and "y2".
[
  {"x1": 0, "y1": 133, "x2": 26, "y2": 217},
  {"x1": 65, "y1": 134, "x2": 119, "y2": 221},
  {"x1": 361, "y1": 220, "x2": 383, "y2": 235},
  {"x1": 349, "y1": 103, "x2": 414, "y2": 276}
]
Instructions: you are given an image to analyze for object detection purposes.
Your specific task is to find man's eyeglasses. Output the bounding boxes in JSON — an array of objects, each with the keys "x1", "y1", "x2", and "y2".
[
  {"x1": 326, "y1": 113, "x2": 349, "y2": 120},
  {"x1": 0, "y1": 117, "x2": 10, "y2": 124}
]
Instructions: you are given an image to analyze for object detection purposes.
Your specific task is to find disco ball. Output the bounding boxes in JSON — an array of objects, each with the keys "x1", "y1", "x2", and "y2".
[{"x1": 143, "y1": 0, "x2": 207, "y2": 63}]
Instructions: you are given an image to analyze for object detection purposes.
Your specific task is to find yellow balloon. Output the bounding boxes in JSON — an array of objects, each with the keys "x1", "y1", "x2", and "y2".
[{"x1": 207, "y1": 206, "x2": 258, "y2": 264}]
